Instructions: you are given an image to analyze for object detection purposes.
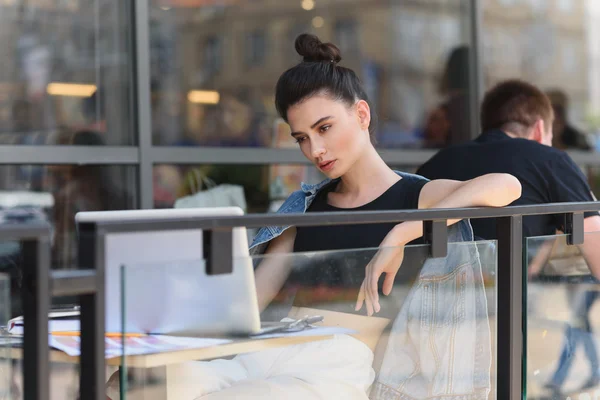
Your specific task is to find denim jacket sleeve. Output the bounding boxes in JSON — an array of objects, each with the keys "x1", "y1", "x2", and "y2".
[
  {"x1": 371, "y1": 221, "x2": 493, "y2": 400},
  {"x1": 249, "y1": 189, "x2": 306, "y2": 256}
]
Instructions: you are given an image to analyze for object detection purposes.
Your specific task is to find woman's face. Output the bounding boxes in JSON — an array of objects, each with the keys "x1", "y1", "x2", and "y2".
[{"x1": 286, "y1": 94, "x2": 371, "y2": 178}]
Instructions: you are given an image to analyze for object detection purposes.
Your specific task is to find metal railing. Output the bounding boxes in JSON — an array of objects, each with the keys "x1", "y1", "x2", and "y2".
[
  {"x1": 9, "y1": 201, "x2": 600, "y2": 400},
  {"x1": 0, "y1": 223, "x2": 105, "y2": 400}
]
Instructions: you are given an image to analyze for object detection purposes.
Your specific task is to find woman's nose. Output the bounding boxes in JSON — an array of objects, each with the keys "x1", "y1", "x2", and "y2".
[{"x1": 312, "y1": 144, "x2": 326, "y2": 159}]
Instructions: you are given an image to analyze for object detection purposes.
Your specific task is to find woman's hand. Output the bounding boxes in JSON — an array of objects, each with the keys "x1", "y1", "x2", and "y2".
[
  {"x1": 355, "y1": 173, "x2": 522, "y2": 315},
  {"x1": 355, "y1": 227, "x2": 408, "y2": 316}
]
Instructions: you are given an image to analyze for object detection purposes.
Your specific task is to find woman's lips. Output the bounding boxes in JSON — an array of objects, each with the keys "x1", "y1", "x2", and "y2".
[{"x1": 319, "y1": 160, "x2": 336, "y2": 171}]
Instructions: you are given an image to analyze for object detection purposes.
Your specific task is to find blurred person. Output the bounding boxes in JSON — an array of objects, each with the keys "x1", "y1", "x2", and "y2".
[
  {"x1": 418, "y1": 80, "x2": 600, "y2": 244},
  {"x1": 50, "y1": 129, "x2": 129, "y2": 268},
  {"x1": 153, "y1": 164, "x2": 183, "y2": 208},
  {"x1": 79, "y1": 88, "x2": 106, "y2": 134},
  {"x1": 11, "y1": 99, "x2": 34, "y2": 133},
  {"x1": 422, "y1": 103, "x2": 451, "y2": 148},
  {"x1": 546, "y1": 277, "x2": 600, "y2": 393},
  {"x1": 547, "y1": 89, "x2": 591, "y2": 151},
  {"x1": 417, "y1": 79, "x2": 600, "y2": 395},
  {"x1": 416, "y1": 46, "x2": 471, "y2": 149},
  {"x1": 437, "y1": 45, "x2": 471, "y2": 145}
]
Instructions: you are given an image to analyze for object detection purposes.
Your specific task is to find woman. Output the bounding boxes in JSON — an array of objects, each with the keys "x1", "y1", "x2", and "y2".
[
  {"x1": 251, "y1": 34, "x2": 520, "y2": 317},
  {"x1": 107, "y1": 34, "x2": 520, "y2": 400}
]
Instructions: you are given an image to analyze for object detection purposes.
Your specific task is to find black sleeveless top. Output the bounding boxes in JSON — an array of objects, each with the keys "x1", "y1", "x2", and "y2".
[{"x1": 293, "y1": 177, "x2": 428, "y2": 253}]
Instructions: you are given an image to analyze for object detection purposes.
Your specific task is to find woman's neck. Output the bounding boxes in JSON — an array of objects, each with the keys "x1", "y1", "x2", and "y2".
[{"x1": 334, "y1": 146, "x2": 399, "y2": 199}]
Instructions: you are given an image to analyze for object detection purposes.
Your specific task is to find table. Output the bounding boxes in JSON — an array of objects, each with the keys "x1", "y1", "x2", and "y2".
[
  {"x1": 9, "y1": 333, "x2": 335, "y2": 368},
  {"x1": 6, "y1": 307, "x2": 390, "y2": 400}
]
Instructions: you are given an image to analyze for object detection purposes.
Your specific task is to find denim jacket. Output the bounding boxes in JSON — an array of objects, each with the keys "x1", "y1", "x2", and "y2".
[{"x1": 250, "y1": 171, "x2": 492, "y2": 400}]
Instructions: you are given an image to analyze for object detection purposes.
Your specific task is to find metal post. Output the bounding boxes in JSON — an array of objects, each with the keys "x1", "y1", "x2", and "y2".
[
  {"x1": 203, "y1": 228, "x2": 234, "y2": 275},
  {"x1": 565, "y1": 212, "x2": 584, "y2": 245},
  {"x1": 78, "y1": 224, "x2": 105, "y2": 400},
  {"x1": 468, "y1": 0, "x2": 484, "y2": 139},
  {"x1": 496, "y1": 216, "x2": 523, "y2": 400},
  {"x1": 131, "y1": 0, "x2": 153, "y2": 209},
  {"x1": 423, "y1": 220, "x2": 448, "y2": 258},
  {"x1": 21, "y1": 237, "x2": 51, "y2": 400}
]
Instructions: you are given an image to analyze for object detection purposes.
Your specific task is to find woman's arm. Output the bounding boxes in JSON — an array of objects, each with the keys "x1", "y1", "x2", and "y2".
[
  {"x1": 356, "y1": 173, "x2": 522, "y2": 315},
  {"x1": 254, "y1": 227, "x2": 297, "y2": 311},
  {"x1": 418, "y1": 173, "x2": 522, "y2": 209},
  {"x1": 382, "y1": 173, "x2": 522, "y2": 246}
]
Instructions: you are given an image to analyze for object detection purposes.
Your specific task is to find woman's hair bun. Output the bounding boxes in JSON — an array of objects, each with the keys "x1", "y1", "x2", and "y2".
[{"x1": 295, "y1": 33, "x2": 342, "y2": 64}]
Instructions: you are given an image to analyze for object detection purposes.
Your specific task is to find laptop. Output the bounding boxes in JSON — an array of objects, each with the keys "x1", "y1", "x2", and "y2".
[{"x1": 75, "y1": 207, "x2": 262, "y2": 336}]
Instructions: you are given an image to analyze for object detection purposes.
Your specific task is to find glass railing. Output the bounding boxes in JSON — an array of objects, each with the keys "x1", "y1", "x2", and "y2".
[
  {"x1": 0, "y1": 273, "x2": 11, "y2": 399},
  {"x1": 116, "y1": 240, "x2": 497, "y2": 399},
  {"x1": 526, "y1": 232, "x2": 600, "y2": 399}
]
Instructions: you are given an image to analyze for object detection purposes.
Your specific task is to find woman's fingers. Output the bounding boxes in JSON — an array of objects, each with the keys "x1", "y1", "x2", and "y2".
[
  {"x1": 370, "y1": 268, "x2": 380, "y2": 313},
  {"x1": 365, "y1": 290, "x2": 374, "y2": 316},
  {"x1": 364, "y1": 264, "x2": 374, "y2": 316},
  {"x1": 355, "y1": 281, "x2": 366, "y2": 311},
  {"x1": 382, "y1": 269, "x2": 398, "y2": 296}
]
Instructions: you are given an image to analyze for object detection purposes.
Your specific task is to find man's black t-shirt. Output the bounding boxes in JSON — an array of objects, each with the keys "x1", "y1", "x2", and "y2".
[{"x1": 416, "y1": 130, "x2": 597, "y2": 239}]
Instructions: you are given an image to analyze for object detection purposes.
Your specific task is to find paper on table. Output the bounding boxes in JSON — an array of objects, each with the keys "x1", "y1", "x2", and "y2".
[
  {"x1": 252, "y1": 326, "x2": 357, "y2": 340},
  {"x1": 8, "y1": 319, "x2": 80, "y2": 336},
  {"x1": 49, "y1": 334, "x2": 231, "y2": 358}
]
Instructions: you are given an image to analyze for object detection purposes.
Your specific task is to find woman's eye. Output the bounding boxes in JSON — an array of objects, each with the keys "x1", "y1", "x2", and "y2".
[
  {"x1": 295, "y1": 136, "x2": 307, "y2": 144},
  {"x1": 319, "y1": 125, "x2": 331, "y2": 133}
]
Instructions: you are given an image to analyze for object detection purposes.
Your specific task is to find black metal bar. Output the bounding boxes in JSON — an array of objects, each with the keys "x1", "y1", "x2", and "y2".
[
  {"x1": 203, "y1": 228, "x2": 233, "y2": 275},
  {"x1": 423, "y1": 220, "x2": 448, "y2": 258},
  {"x1": 565, "y1": 212, "x2": 585, "y2": 245},
  {"x1": 0, "y1": 223, "x2": 49, "y2": 241},
  {"x1": 496, "y1": 216, "x2": 523, "y2": 400},
  {"x1": 90, "y1": 202, "x2": 600, "y2": 233},
  {"x1": 78, "y1": 224, "x2": 106, "y2": 400},
  {"x1": 21, "y1": 236, "x2": 51, "y2": 400},
  {"x1": 467, "y1": 0, "x2": 483, "y2": 141},
  {"x1": 51, "y1": 270, "x2": 97, "y2": 296}
]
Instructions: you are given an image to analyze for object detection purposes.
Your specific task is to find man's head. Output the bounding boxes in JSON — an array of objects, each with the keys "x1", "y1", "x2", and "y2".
[{"x1": 481, "y1": 80, "x2": 554, "y2": 146}]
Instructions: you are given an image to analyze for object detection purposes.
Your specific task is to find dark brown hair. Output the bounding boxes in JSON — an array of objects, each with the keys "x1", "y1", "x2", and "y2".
[
  {"x1": 275, "y1": 34, "x2": 377, "y2": 139},
  {"x1": 481, "y1": 79, "x2": 554, "y2": 136}
]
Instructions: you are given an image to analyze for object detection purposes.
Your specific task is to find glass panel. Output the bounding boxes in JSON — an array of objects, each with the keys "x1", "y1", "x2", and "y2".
[
  {"x1": 584, "y1": 165, "x2": 600, "y2": 199},
  {"x1": 150, "y1": 1, "x2": 472, "y2": 148},
  {"x1": 154, "y1": 163, "x2": 323, "y2": 214},
  {"x1": 9, "y1": 358, "x2": 120, "y2": 400},
  {"x1": 0, "y1": 164, "x2": 137, "y2": 319},
  {"x1": 0, "y1": 273, "x2": 11, "y2": 399},
  {"x1": 118, "y1": 239, "x2": 497, "y2": 399},
  {"x1": 0, "y1": 0, "x2": 134, "y2": 145},
  {"x1": 481, "y1": 0, "x2": 600, "y2": 151},
  {"x1": 0, "y1": 277, "x2": 97, "y2": 400},
  {"x1": 526, "y1": 232, "x2": 600, "y2": 399}
]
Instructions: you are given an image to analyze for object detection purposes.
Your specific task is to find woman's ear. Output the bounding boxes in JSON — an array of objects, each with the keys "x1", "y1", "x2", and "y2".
[{"x1": 355, "y1": 100, "x2": 371, "y2": 131}]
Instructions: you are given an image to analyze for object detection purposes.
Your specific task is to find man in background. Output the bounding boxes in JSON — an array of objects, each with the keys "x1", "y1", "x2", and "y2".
[{"x1": 417, "y1": 79, "x2": 600, "y2": 394}]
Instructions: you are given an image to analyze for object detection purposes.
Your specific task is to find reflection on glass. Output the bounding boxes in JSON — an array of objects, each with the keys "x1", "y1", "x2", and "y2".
[
  {"x1": 9, "y1": 359, "x2": 115, "y2": 400},
  {"x1": 0, "y1": 0, "x2": 133, "y2": 145},
  {"x1": 585, "y1": 165, "x2": 600, "y2": 199},
  {"x1": 0, "y1": 163, "x2": 136, "y2": 317},
  {"x1": 482, "y1": 0, "x2": 600, "y2": 151},
  {"x1": 154, "y1": 164, "x2": 323, "y2": 213},
  {"x1": 117, "y1": 240, "x2": 496, "y2": 398},
  {"x1": 526, "y1": 233, "x2": 600, "y2": 399},
  {"x1": 0, "y1": 274, "x2": 10, "y2": 398},
  {"x1": 149, "y1": 1, "x2": 470, "y2": 148}
]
